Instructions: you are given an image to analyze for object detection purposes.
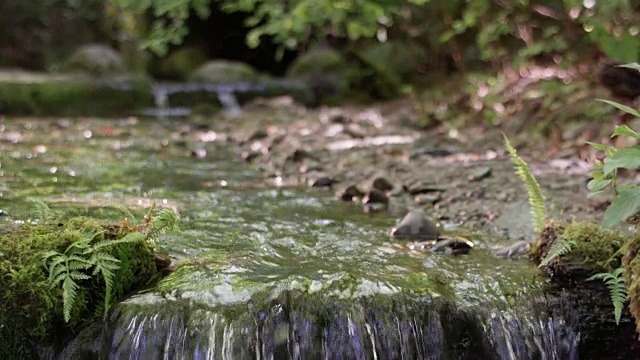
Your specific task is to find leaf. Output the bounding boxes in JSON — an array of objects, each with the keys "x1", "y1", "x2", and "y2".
[
  {"x1": 618, "y1": 63, "x2": 640, "y2": 72},
  {"x1": 587, "y1": 178, "x2": 612, "y2": 193},
  {"x1": 612, "y1": 125, "x2": 640, "y2": 139},
  {"x1": 602, "y1": 186, "x2": 640, "y2": 228},
  {"x1": 597, "y1": 99, "x2": 640, "y2": 118},
  {"x1": 603, "y1": 147, "x2": 640, "y2": 176},
  {"x1": 587, "y1": 141, "x2": 608, "y2": 151}
]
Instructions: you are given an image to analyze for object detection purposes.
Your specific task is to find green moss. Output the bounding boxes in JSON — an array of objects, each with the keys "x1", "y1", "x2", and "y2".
[
  {"x1": 622, "y1": 231, "x2": 640, "y2": 336},
  {"x1": 0, "y1": 75, "x2": 153, "y2": 116},
  {"x1": 534, "y1": 221, "x2": 627, "y2": 279},
  {"x1": 0, "y1": 215, "x2": 162, "y2": 359}
]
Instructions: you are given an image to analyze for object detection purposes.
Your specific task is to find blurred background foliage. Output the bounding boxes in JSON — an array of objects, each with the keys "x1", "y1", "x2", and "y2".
[{"x1": 1, "y1": 0, "x2": 637, "y2": 74}]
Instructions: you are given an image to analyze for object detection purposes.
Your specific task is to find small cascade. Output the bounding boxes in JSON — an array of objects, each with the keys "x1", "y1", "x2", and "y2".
[
  {"x1": 140, "y1": 82, "x2": 266, "y2": 118},
  {"x1": 59, "y1": 292, "x2": 579, "y2": 360}
]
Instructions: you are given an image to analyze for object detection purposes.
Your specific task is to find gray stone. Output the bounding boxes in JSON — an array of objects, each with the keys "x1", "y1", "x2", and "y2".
[
  {"x1": 469, "y1": 166, "x2": 492, "y2": 182},
  {"x1": 390, "y1": 210, "x2": 439, "y2": 240},
  {"x1": 494, "y1": 201, "x2": 535, "y2": 241},
  {"x1": 495, "y1": 240, "x2": 531, "y2": 258},
  {"x1": 65, "y1": 44, "x2": 126, "y2": 75}
]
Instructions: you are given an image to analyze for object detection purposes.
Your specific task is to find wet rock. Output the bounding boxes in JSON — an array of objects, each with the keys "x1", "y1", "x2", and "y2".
[
  {"x1": 248, "y1": 129, "x2": 269, "y2": 141},
  {"x1": 299, "y1": 160, "x2": 324, "y2": 173},
  {"x1": 495, "y1": 240, "x2": 531, "y2": 258},
  {"x1": 389, "y1": 210, "x2": 439, "y2": 240},
  {"x1": 469, "y1": 166, "x2": 492, "y2": 182},
  {"x1": 191, "y1": 149, "x2": 206, "y2": 158},
  {"x1": 310, "y1": 176, "x2": 337, "y2": 188},
  {"x1": 410, "y1": 147, "x2": 454, "y2": 159},
  {"x1": 241, "y1": 151, "x2": 262, "y2": 162},
  {"x1": 494, "y1": 201, "x2": 535, "y2": 241},
  {"x1": 372, "y1": 177, "x2": 394, "y2": 192},
  {"x1": 339, "y1": 185, "x2": 363, "y2": 202},
  {"x1": 286, "y1": 149, "x2": 317, "y2": 163},
  {"x1": 404, "y1": 181, "x2": 448, "y2": 195},
  {"x1": 363, "y1": 189, "x2": 389, "y2": 213},
  {"x1": 431, "y1": 236, "x2": 474, "y2": 255},
  {"x1": 414, "y1": 193, "x2": 441, "y2": 205}
]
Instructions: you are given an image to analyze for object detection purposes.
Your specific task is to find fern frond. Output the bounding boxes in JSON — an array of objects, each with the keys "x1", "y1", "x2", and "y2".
[
  {"x1": 148, "y1": 209, "x2": 180, "y2": 237},
  {"x1": 26, "y1": 197, "x2": 52, "y2": 223},
  {"x1": 539, "y1": 238, "x2": 577, "y2": 267},
  {"x1": 104, "y1": 203, "x2": 137, "y2": 221},
  {"x1": 588, "y1": 268, "x2": 628, "y2": 324},
  {"x1": 62, "y1": 276, "x2": 79, "y2": 323},
  {"x1": 504, "y1": 134, "x2": 547, "y2": 234}
]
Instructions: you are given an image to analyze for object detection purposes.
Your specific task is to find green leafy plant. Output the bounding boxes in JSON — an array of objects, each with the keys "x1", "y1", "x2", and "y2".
[
  {"x1": 587, "y1": 268, "x2": 628, "y2": 325},
  {"x1": 586, "y1": 63, "x2": 640, "y2": 325},
  {"x1": 588, "y1": 64, "x2": 640, "y2": 228},
  {"x1": 503, "y1": 134, "x2": 547, "y2": 234}
]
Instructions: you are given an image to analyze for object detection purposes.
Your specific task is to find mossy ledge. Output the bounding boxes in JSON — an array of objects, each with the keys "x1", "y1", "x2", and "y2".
[
  {"x1": 0, "y1": 213, "x2": 173, "y2": 359},
  {"x1": 531, "y1": 221, "x2": 626, "y2": 283},
  {"x1": 0, "y1": 71, "x2": 153, "y2": 116}
]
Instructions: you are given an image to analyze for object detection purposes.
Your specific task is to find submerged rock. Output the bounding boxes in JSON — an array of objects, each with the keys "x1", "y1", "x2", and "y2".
[
  {"x1": 372, "y1": 177, "x2": 394, "y2": 192},
  {"x1": 431, "y1": 236, "x2": 474, "y2": 255},
  {"x1": 496, "y1": 240, "x2": 531, "y2": 258},
  {"x1": 390, "y1": 210, "x2": 439, "y2": 240},
  {"x1": 339, "y1": 185, "x2": 363, "y2": 202}
]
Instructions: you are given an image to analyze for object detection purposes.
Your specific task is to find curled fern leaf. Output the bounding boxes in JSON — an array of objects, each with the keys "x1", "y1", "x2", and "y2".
[
  {"x1": 588, "y1": 268, "x2": 628, "y2": 324},
  {"x1": 503, "y1": 134, "x2": 547, "y2": 234},
  {"x1": 539, "y1": 238, "x2": 577, "y2": 267}
]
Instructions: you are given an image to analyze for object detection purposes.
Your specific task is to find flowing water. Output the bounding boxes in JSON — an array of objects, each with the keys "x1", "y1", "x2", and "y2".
[{"x1": 1, "y1": 116, "x2": 582, "y2": 359}]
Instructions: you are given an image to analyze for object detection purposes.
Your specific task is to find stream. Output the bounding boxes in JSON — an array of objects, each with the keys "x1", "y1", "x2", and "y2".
[{"x1": 0, "y1": 113, "x2": 600, "y2": 359}]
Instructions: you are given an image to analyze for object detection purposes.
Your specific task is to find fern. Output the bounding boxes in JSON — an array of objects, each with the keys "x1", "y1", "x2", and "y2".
[
  {"x1": 26, "y1": 197, "x2": 52, "y2": 223},
  {"x1": 588, "y1": 268, "x2": 628, "y2": 324},
  {"x1": 539, "y1": 237, "x2": 577, "y2": 267},
  {"x1": 43, "y1": 204, "x2": 180, "y2": 323},
  {"x1": 43, "y1": 232, "x2": 95, "y2": 322},
  {"x1": 503, "y1": 134, "x2": 547, "y2": 234}
]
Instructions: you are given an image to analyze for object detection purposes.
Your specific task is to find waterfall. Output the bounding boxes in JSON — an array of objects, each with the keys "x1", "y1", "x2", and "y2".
[
  {"x1": 58, "y1": 292, "x2": 580, "y2": 360},
  {"x1": 140, "y1": 82, "x2": 265, "y2": 118}
]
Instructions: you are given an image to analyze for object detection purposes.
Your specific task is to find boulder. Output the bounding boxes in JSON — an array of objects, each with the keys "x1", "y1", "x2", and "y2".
[
  {"x1": 64, "y1": 44, "x2": 126, "y2": 75},
  {"x1": 390, "y1": 210, "x2": 439, "y2": 240},
  {"x1": 190, "y1": 60, "x2": 260, "y2": 83},
  {"x1": 156, "y1": 47, "x2": 207, "y2": 80},
  {"x1": 286, "y1": 47, "x2": 357, "y2": 105}
]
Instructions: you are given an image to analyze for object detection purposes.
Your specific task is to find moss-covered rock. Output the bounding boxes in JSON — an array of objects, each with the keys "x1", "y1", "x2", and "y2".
[
  {"x1": 62, "y1": 44, "x2": 126, "y2": 75},
  {"x1": 189, "y1": 60, "x2": 260, "y2": 83},
  {"x1": 622, "y1": 232, "x2": 640, "y2": 337},
  {"x1": 350, "y1": 40, "x2": 427, "y2": 99},
  {"x1": 532, "y1": 221, "x2": 627, "y2": 283},
  {"x1": 0, "y1": 71, "x2": 153, "y2": 116},
  {"x1": 156, "y1": 47, "x2": 208, "y2": 81},
  {"x1": 0, "y1": 213, "x2": 167, "y2": 359},
  {"x1": 286, "y1": 47, "x2": 360, "y2": 105}
]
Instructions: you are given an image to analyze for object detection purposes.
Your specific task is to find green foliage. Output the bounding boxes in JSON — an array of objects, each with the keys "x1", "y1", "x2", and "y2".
[
  {"x1": 503, "y1": 134, "x2": 547, "y2": 235},
  {"x1": 539, "y1": 238, "x2": 576, "y2": 267},
  {"x1": 589, "y1": 64, "x2": 640, "y2": 228},
  {"x1": 587, "y1": 268, "x2": 628, "y2": 325}
]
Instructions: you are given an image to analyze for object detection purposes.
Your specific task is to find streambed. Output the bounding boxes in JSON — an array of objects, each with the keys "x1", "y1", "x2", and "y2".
[{"x1": 0, "y1": 113, "x2": 624, "y2": 359}]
